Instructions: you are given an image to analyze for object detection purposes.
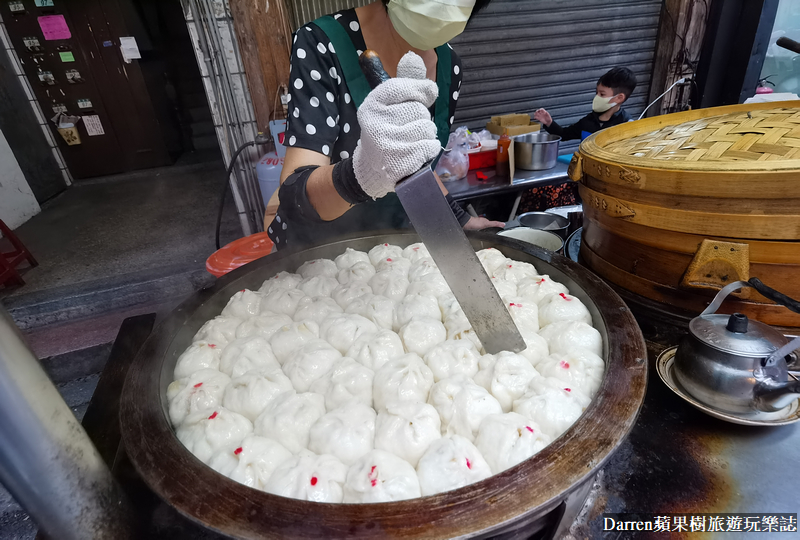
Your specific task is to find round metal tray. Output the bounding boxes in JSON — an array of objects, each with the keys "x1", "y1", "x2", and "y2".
[
  {"x1": 656, "y1": 346, "x2": 800, "y2": 426},
  {"x1": 120, "y1": 231, "x2": 648, "y2": 539}
]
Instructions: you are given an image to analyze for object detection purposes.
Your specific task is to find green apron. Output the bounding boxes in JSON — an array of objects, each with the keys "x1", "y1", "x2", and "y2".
[{"x1": 290, "y1": 15, "x2": 452, "y2": 247}]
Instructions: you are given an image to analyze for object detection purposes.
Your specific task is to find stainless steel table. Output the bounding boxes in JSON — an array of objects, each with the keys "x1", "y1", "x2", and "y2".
[
  {"x1": 444, "y1": 161, "x2": 570, "y2": 221},
  {"x1": 445, "y1": 161, "x2": 570, "y2": 202}
]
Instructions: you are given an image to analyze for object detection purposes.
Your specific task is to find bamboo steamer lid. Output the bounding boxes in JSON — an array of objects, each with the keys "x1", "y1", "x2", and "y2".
[{"x1": 570, "y1": 101, "x2": 800, "y2": 328}]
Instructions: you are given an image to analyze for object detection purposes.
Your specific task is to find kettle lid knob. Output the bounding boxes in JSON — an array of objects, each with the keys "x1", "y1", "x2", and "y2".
[{"x1": 726, "y1": 313, "x2": 749, "y2": 333}]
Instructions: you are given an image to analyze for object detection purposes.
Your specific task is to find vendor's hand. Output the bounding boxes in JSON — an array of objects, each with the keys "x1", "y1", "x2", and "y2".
[
  {"x1": 463, "y1": 216, "x2": 505, "y2": 231},
  {"x1": 533, "y1": 108, "x2": 552, "y2": 126},
  {"x1": 353, "y1": 52, "x2": 441, "y2": 200}
]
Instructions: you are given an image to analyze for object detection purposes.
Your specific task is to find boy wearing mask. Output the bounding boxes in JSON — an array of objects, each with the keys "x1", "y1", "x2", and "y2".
[{"x1": 533, "y1": 67, "x2": 637, "y2": 141}]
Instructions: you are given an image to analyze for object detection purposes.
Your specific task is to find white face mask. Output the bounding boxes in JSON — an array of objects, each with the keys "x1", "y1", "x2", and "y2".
[
  {"x1": 592, "y1": 94, "x2": 618, "y2": 113},
  {"x1": 388, "y1": 0, "x2": 475, "y2": 51}
]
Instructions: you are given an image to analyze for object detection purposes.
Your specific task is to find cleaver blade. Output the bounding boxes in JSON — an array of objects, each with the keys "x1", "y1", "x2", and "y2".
[{"x1": 395, "y1": 165, "x2": 526, "y2": 354}]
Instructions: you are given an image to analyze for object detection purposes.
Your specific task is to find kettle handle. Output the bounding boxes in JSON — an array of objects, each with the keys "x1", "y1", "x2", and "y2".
[
  {"x1": 701, "y1": 278, "x2": 800, "y2": 316},
  {"x1": 765, "y1": 335, "x2": 800, "y2": 367},
  {"x1": 700, "y1": 281, "x2": 751, "y2": 316},
  {"x1": 748, "y1": 278, "x2": 800, "y2": 314}
]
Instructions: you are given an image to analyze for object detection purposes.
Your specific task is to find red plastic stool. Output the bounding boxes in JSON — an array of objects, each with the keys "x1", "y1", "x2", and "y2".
[{"x1": 0, "y1": 219, "x2": 38, "y2": 288}]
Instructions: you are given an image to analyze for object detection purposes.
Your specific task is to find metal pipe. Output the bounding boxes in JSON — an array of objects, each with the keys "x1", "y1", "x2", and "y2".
[
  {"x1": 198, "y1": 0, "x2": 260, "y2": 233},
  {"x1": 184, "y1": 0, "x2": 253, "y2": 236},
  {"x1": 0, "y1": 307, "x2": 136, "y2": 540}
]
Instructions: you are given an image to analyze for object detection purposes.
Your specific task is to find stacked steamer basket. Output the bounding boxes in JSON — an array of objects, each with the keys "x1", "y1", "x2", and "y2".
[{"x1": 569, "y1": 102, "x2": 800, "y2": 329}]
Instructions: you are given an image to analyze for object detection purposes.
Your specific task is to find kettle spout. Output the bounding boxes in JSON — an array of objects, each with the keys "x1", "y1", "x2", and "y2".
[{"x1": 754, "y1": 379, "x2": 800, "y2": 412}]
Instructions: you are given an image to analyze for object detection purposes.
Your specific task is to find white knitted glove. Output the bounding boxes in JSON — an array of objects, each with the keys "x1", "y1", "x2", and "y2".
[{"x1": 353, "y1": 52, "x2": 442, "y2": 200}]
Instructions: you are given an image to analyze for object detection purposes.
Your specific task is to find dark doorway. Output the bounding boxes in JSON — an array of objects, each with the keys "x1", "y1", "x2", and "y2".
[{"x1": 1, "y1": 0, "x2": 217, "y2": 180}]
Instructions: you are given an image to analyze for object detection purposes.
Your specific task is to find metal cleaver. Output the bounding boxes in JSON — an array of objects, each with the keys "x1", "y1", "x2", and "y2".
[{"x1": 359, "y1": 51, "x2": 525, "y2": 354}]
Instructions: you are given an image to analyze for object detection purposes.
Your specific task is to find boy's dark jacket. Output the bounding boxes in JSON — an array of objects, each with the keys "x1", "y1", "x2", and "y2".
[{"x1": 544, "y1": 109, "x2": 631, "y2": 141}]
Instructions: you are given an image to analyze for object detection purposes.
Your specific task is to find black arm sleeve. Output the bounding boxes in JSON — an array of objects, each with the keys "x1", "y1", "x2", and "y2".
[
  {"x1": 446, "y1": 194, "x2": 471, "y2": 227},
  {"x1": 332, "y1": 157, "x2": 370, "y2": 204},
  {"x1": 544, "y1": 114, "x2": 591, "y2": 141},
  {"x1": 266, "y1": 166, "x2": 322, "y2": 251}
]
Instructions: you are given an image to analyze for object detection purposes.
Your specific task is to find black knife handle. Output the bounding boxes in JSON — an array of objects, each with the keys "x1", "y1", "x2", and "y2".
[
  {"x1": 748, "y1": 277, "x2": 800, "y2": 314},
  {"x1": 777, "y1": 37, "x2": 800, "y2": 55},
  {"x1": 359, "y1": 50, "x2": 391, "y2": 90}
]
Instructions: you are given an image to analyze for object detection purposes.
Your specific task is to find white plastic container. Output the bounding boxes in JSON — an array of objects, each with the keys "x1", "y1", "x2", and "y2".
[{"x1": 256, "y1": 152, "x2": 284, "y2": 206}]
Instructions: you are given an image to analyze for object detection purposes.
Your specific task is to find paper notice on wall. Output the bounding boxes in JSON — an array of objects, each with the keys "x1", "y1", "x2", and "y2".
[
  {"x1": 38, "y1": 15, "x2": 71, "y2": 41},
  {"x1": 82, "y1": 115, "x2": 104, "y2": 136},
  {"x1": 119, "y1": 36, "x2": 141, "y2": 63}
]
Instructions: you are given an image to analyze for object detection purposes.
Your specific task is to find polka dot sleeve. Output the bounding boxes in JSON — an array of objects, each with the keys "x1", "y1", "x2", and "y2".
[
  {"x1": 449, "y1": 46, "x2": 463, "y2": 129},
  {"x1": 285, "y1": 26, "x2": 344, "y2": 158}
]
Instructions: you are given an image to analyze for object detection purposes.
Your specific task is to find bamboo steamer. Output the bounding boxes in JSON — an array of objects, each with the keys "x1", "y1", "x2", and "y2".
[{"x1": 568, "y1": 101, "x2": 800, "y2": 328}]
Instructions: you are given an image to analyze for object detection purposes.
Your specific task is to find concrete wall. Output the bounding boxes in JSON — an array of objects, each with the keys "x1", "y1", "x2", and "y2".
[{"x1": 0, "y1": 128, "x2": 40, "y2": 229}]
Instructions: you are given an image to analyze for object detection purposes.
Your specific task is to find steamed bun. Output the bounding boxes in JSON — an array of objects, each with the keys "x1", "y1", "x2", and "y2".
[
  {"x1": 176, "y1": 407, "x2": 253, "y2": 463},
  {"x1": 308, "y1": 401, "x2": 376, "y2": 466},
  {"x1": 193, "y1": 316, "x2": 242, "y2": 347},
  {"x1": 538, "y1": 320, "x2": 602, "y2": 357},
  {"x1": 222, "y1": 369, "x2": 294, "y2": 421},
  {"x1": 208, "y1": 434, "x2": 292, "y2": 490},
  {"x1": 174, "y1": 341, "x2": 221, "y2": 379},
  {"x1": 221, "y1": 289, "x2": 263, "y2": 319},
  {"x1": 474, "y1": 413, "x2": 551, "y2": 474},
  {"x1": 281, "y1": 339, "x2": 342, "y2": 392},
  {"x1": 416, "y1": 435, "x2": 492, "y2": 496},
  {"x1": 473, "y1": 352, "x2": 539, "y2": 412},
  {"x1": 374, "y1": 401, "x2": 441, "y2": 467},
  {"x1": 346, "y1": 329, "x2": 405, "y2": 371},
  {"x1": 398, "y1": 318, "x2": 446, "y2": 357},
  {"x1": 343, "y1": 449, "x2": 421, "y2": 503},
  {"x1": 264, "y1": 450, "x2": 347, "y2": 502},
  {"x1": 513, "y1": 376, "x2": 590, "y2": 438},
  {"x1": 218, "y1": 336, "x2": 280, "y2": 378},
  {"x1": 254, "y1": 392, "x2": 325, "y2": 453},
  {"x1": 335, "y1": 248, "x2": 370, "y2": 270},
  {"x1": 373, "y1": 354, "x2": 435, "y2": 411},
  {"x1": 167, "y1": 368, "x2": 231, "y2": 427},
  {"x1": 423, "y1": 340, "x2": 481, "y2": 382},
  {"x1": 297, "y1": 258, "x2": 338, "y2": 279},
  {"x1": 235, "y1": 313, "x2": 293, "y2": 341},
  {"x1": 259, "y1": 271, "x2": 302, "y2": 294},
  {"x1": 428, "y1": 375, "x2": 502, "y2": 441},
  {"x1": 310, "y1": 357, "x2": 374, "y2": 410},
  {"x1": 293, "y1": 296, "x2": 343, "y2": 325},
  {"x1": 538, "y1": 293, "x2": 592, "y2": 327}
]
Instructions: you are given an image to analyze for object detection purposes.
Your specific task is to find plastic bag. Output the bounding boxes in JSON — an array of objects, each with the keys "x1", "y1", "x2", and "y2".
[
  {"x1": 436, "y1": 135, "x2": 469, "y2": 181},
  {"x1": 435, "y1": 148, "x2": 469, "y2": 181}
]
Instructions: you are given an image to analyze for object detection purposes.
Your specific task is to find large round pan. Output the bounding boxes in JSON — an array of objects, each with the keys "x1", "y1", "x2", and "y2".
[{"x1": 120, "y1": 231, "x2": 647, "y2": 539}]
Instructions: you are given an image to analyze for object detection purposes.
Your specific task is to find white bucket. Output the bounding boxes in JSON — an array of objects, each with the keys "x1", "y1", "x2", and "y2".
[{"x1": 498, "y1": 228, "x2": 564, "y2": 252}]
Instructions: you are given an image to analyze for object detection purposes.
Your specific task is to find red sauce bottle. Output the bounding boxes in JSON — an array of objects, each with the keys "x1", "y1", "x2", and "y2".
[{"x1": 496, "y1": 134, "x2": 511, "y2": 176}]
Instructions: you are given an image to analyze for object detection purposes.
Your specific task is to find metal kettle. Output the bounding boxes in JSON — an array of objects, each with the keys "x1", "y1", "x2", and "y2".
[{"x1": 674, "y1": 279, "x2": 800, "y2": 414}]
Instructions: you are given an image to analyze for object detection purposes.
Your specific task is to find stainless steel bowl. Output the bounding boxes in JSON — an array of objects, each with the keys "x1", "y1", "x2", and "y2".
[
  {"x1": 518, "y1": 211, "x2": 570, "y2": 239},
  {"x1": 515, "y1": 132, "x2": 561, "y2": 170},
  {"x1": 498, "y1": 228, "x2": 564, "y2": 253},
  {"x1": 120, "y1": 231, "x2": 647, "y2": 539}
]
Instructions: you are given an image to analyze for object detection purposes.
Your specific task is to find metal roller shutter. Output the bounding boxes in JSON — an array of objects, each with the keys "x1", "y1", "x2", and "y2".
[
  {"x1": 287, "y1": 0, "x2": 662, "y2": 154},
  {"x1": 451, "y1": 0, "x2": 662, "y2": 153}
]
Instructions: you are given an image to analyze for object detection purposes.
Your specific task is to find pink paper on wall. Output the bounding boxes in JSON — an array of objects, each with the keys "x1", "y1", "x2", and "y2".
[{"x1": 38, "y1": 15, "x2": 71, "y2": 41}]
